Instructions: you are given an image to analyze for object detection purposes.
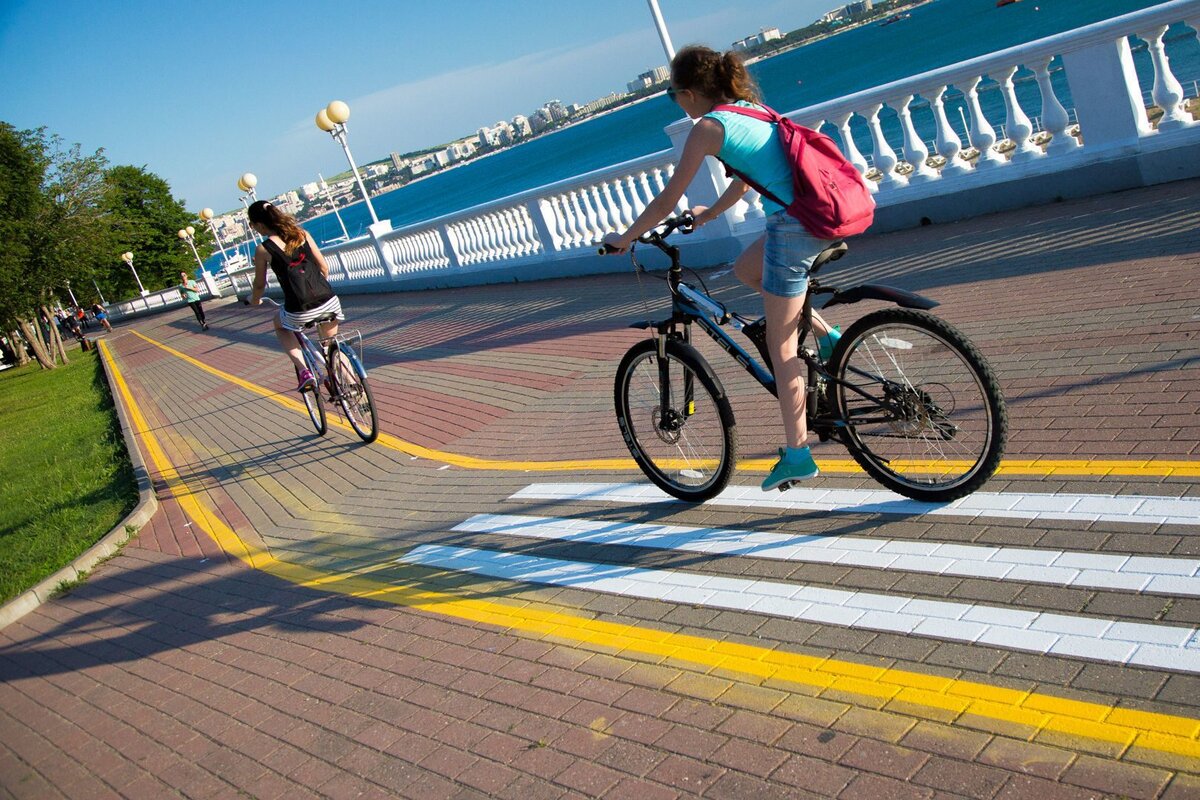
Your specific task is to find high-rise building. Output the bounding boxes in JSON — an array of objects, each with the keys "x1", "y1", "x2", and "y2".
[{"x1": 732, "y1": 27, "x2": 783, "y2": 51}]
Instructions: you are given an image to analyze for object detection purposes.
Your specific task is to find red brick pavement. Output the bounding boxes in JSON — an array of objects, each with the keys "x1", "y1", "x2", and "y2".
[{"x1": 2, "y1": 178, "x2": 1200, "y2": 799}]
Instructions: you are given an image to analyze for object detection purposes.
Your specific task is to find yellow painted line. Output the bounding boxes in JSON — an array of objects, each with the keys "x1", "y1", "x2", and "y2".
[
  {"x1": 100, "y1": 338, "x2": 1200, "y2": 762},
  {"x1": 130, "y1": 329, "x2": 1200, "y2": 479}
]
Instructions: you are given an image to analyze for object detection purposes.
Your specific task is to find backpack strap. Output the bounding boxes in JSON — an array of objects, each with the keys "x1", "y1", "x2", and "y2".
[
  {"x1": 708, "y1": 103, "x2": 793, "y2": 209},
  {"x1": 711, "y1": 103, "x2": 781, "y2": 123}
]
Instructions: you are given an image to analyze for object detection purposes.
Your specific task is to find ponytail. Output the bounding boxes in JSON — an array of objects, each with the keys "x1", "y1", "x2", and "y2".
[
  {"x1": 671, "y1": 45, "x2": 761, "y2": 104},
  {"x1": 247, "y1": 200, "x2": 308, "y2": 253}
]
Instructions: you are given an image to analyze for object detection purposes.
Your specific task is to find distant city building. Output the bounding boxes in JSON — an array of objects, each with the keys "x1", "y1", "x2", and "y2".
[
  {"x1": 363, "y1": 163, "x2": 389, "y2": 178},
  {"x1": 390, "y1": 151, "x2": 409, "y2": 171},
  {"x1": 443, "y1": 141, "x2": 475, "y2": 162},
  {"x1": 574, "y1": 92, "x2": 627, "y2": 117},
  {"x1": 627, "y1": 65, "x2": 669, "y2": 93},
  {"x1": 300, "y1": 182, "x2": 321, "y2": 201},
  {"x1": 541, "y1": 100, "x2": 570, "y2": 123},
  {"x1": 477, "y1": 125, "x2": 501, "y2": 148},
  {"x1": 271, "y1": 191, "x2": 302, "y2": 215},
  {"x1": 732, "y1": 27, "x2": 783, "y2": 51},
  {"x1": 820, "y1": 6, "x2": 848, "y2": 22},
  {"x1": 845, "y1": 0, "x2": 873, "y2": 16},
  {"x1": 511, "y1": 115, "x2": 532, "y2": 137}
]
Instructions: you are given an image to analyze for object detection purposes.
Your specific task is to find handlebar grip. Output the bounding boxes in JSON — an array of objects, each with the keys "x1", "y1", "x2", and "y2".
[{"x1": 598, "y1": 243, "x2": 621, "y2": 255}]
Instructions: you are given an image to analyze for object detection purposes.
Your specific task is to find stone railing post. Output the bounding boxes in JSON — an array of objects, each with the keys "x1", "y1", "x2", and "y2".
[
  {"x1": 367, "y1": 220, "x2": 398, "y2": 280},
  {"x1": 1061, "y1": 37, "x2": 1152, "y2": 150}
]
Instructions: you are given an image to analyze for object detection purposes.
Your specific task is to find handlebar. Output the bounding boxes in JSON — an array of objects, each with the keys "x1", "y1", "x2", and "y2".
[{"x1": 597, "y1": 212, "x2": 695, "y2": 255}]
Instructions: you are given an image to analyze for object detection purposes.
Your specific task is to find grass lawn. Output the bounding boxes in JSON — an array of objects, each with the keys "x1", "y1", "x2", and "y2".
[{"x1": 0, "y1": 348, "x2": 138, "y2": 603}]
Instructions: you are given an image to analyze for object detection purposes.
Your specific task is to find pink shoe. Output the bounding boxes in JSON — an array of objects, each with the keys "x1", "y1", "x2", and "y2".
[{"x1": 297, "y1": 368, "x2": 316, "y2": 391}]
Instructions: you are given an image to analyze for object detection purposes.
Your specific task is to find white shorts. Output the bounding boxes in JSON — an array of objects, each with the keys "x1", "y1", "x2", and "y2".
[{"x1": 277, "y1": 296, "x2": 344, "y2": 332}]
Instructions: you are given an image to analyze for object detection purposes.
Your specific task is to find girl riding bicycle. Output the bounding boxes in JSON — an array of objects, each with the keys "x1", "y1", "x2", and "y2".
[
  {"x1": 247, "y1": 200, "x2": 343, "y2": 391},
  {"x1": 602, "y1": 45, "x2": 840, "y2": 491}
]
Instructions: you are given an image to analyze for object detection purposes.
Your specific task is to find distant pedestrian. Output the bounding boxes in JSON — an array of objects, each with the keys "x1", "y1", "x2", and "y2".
[
  {"x1": 179, "y1": 272, "x2": 209, "y2": 330},
  {"x1": 74, "y1": 305, "x2": 88, "y2": 332},
  {"x1": 91, "y1": 301, "x2": 113, "y2": 333}
]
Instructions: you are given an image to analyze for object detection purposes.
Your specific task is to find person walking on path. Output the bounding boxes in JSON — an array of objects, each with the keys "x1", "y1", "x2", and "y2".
[
  {"x1": 601, "y1": 45, "x2": 843, "y2": 491},
  {"x1": 91, "y1": 301, "x2": 112, "y2": 333},
  {"x1": 179, "y1": 272, "x2": 208, "y2": 331},
  {"x1": 246, "y1": 200, "x2": 342, "y2": 391}
]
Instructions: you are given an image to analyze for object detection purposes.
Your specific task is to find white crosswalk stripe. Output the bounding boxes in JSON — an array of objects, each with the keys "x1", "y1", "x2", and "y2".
[
  {"x1": 401, "y1": 543, "x2": 1200, "y2": 673},
  {"x1": 404, "y1": 482, "x2": 1200, "y2": 673},
  {"x1": 452, "y1": 513, "x2": 1200, "y2": 595},
  {"x1": 510, "y1": 483, "x2": 1200, "y2": 527}
]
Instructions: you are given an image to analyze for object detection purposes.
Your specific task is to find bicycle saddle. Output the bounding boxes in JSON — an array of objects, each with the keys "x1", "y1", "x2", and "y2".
[{"x1": 811, "y1": 241, "x2": 848, "y2": 274}]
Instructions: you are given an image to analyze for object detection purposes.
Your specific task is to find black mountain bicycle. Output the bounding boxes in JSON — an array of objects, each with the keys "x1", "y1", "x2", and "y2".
[{"x1": 606, "y1": 213, "x2": 1007, "y2": 503}]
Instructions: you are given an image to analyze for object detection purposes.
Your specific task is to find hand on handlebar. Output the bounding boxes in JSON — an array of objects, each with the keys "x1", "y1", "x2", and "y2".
[
  {"x1": 597, "y1": 212, "x2": 696, "y2": 255},
  {"x1": 599, "y1": 232, "x2": 629, "y2": 256}
]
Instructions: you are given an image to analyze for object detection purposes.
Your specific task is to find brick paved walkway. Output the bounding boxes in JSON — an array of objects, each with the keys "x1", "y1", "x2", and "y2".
[{"x1": 2, "y1": 179, "x2": 1199, "y2": 799}]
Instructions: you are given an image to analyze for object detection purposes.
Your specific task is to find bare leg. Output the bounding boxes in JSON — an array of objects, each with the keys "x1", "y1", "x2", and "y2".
[
  {"x1": 734, "y1": 237, "x2": 834, "y2": 338},
  {"x1": 763, "y1": 291, "x2": 809, "y2": 449},
  {"x1": 274, "y1": 318, "x2": 307, "y2": 372}
]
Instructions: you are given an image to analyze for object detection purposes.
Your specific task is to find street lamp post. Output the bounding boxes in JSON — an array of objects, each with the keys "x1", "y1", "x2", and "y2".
[
  {"x1": 199, "y1": 208, "x2": 231, "y2": 269},
  {"x1": 237, "y1": 172, "x2": 261, "y2": 247},
  {"x1": 315, "y1": 101, "x2": 380, "y2": 225},
  {"x1": 92, "y1": 279, "x2": 107, "y2": 305},
  {"x1": 318, "y1": 172, "x2": 350, "y2": 242},
  {"x1": 121, "y1": 251, "x2": 149, "y2": 297},
  {"x1": 646, "y1": 0, "x2": 676, "y2": 62}
]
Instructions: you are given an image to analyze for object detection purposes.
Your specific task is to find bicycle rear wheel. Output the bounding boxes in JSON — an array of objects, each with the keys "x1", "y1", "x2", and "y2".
[
  {"x1": 829, "y1": 308, "x2": 1006, "y2": 502},
  {"x1": 614, "y1": 338, "x2": 737, "y2": 502},
  {"x1": 329, "y1": 342, "x2": 378, "y2": 443}
]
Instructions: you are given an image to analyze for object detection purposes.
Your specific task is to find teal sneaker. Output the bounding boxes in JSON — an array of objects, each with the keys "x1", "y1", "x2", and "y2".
[
  {"x1": 817, "y1": 327, "x2": 842, "y2": 362},
  {"x1": 761, "y1": 447, "x2": 820, "y2": 491}
]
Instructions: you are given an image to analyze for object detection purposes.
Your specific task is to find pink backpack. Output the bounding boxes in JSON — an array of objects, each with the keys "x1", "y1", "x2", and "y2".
[{"x1": 712, "y1": 104, "x2": 875, "y2": 239}]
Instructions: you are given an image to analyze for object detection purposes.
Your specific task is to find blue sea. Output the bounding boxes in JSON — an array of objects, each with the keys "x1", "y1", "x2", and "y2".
[{"x1": 208, "y1": 0, "x2": 1198, "y2": 269}]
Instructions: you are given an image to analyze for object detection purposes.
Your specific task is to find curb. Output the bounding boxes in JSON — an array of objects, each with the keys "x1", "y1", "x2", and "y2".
[{"x1": 0, "y1": 341, "x2": 159, "y2": 630}]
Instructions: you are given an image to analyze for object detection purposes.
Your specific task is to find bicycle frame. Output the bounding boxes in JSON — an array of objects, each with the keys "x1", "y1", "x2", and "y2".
[{"x1": 628, "y1": 218, "x2": 940, "y2": 440}]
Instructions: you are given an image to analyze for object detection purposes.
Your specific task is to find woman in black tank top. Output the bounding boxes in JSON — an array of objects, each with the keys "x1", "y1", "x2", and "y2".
[{"x1": 247, "y1": 200, "x2": 343, "y2": 391}]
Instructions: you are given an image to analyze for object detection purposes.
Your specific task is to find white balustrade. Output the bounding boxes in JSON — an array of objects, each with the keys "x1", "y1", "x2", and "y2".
[
  {"x1": 866, "y1": 102, "x2": 907, "y2": 188},
  {"x1": 995, "y1": 65, "x2": 1042, "y2": 161},
  {"x1": 895, "y1": 95, "x2": 938, "y2": 182},
  {"x1": 928, "y1": 85, "x2": 970, "y2": 176},
  {"x1": 1030, "y1": 57, "x2": 1079, "y2": 154},
  {"x1": 1139, "y1": 24, "x2": 1193, "y2": 130}
]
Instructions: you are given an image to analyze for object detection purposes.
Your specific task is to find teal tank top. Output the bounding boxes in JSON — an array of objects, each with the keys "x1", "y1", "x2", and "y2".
[{"x1": 705, "y1": 101, "x2": 794, "y2": 216}]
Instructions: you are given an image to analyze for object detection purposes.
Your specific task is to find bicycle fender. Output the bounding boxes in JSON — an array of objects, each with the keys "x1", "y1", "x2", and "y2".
[{"x1": 820, "y1": 283, "x2": 938, "y2": 311}]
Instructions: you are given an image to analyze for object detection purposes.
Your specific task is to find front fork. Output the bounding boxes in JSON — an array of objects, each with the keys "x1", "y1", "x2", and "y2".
[{"x1": 656, "y1": 324, "x2": 696, "y2": 422}]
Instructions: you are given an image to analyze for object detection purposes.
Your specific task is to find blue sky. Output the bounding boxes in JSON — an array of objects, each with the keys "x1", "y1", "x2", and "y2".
[{"x1": 0, "y1": 0, "x2": 835, "y2": 212}]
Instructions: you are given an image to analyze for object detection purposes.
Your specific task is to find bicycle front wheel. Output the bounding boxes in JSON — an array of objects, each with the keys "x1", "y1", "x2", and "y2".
[
  {"x1": 330, "y1": 343, "x2": 379, "y2": 443},
  {"x1": 830, "y1": 308, "x2": 1006, "y2": 502},
  {"x1": 614, "y1": 338, "x2": 737, "y2": 502}
]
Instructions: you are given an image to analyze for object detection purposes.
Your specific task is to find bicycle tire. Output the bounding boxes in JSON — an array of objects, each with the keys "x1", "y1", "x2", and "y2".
[
  {"x1": 329, "y1": 342, "x2": 379, "y2": 443},
  {"x1": 828, "y1": 308, "x2": 1006, "y2": 502},
  {"x1": 299, "y1": 343, "x2": 328, "y2": 436},
  {"x1": 301, "y1": 381, "x2": 327, "y2": 435},
  {"x1": 614, "y1": 338, "x2": 738, "y2": 502}
]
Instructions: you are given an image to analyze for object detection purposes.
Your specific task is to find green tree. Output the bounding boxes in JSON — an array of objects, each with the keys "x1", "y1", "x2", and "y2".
[
  {"x1": 0, "y1": 124, "x2": 111, "y2": 368},
  {"x1": 102, "y1": 165, "x2": 211, "y2": 297}
]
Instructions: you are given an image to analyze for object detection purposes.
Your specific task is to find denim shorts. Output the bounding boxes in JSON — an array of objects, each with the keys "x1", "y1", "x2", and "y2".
[{"x1": 762, "y1": 212, "x2": 833, "y2": 298}]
